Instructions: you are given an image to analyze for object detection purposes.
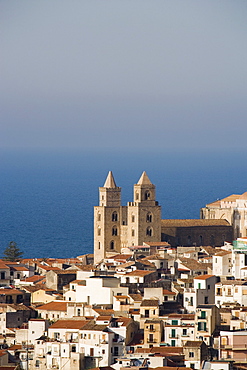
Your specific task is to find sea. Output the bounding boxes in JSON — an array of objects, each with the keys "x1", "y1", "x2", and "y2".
[{"x1": 1, "y1": 148, "x2": 247, "y2": 259}]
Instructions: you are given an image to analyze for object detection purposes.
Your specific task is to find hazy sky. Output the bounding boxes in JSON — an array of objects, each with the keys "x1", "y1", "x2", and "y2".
[{"x1": 1, "y1": 0, "x2": 247, "y2": 150}]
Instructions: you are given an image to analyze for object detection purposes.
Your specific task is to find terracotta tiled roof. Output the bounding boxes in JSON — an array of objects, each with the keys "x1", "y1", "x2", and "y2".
[
  {"x1": 161, "y1": 219, "x2": 231, "y2": 227},
  {"x1": 178, "y1": 258, "x2": 212, "y2": 271},
  {"x1": 37, "y1": 301, "x2": 67, "y2": 311},
  {"x1": 184, "y1": 340, "x2": 204, "y2": 347},
  {"x1": 20, "y1": 275, "x2": 46, "y2": 283},
  {"x1": 0, "y1": 288, "x2": 24, "y2": 295},
  {"x1": 168, "y1": 313, "x2": 195, "y2": 320},
  {"x1": 49, "y1": 319, "x2": 88, "y2": 329},
  {"x1": 81, "y1": 322, "x2": 108, "y2": 331},
  {"x1": 194, "y1": 274, "x2": 215, "y2": 280},
  {"x1": 214, "y1": 250, "x2": 232, "y2": 256},
  {"x1": 163, "y1": 289, "x2": 176, "y2": 295},
  {"x1": 140, "y1": 299, "x2": 159, "y2": 307},
  {"x1": 129, "y1": 293, "x2": 142, "y2": 301},
  {"x1": 125, "y1": 270, "x2": 154, "y2": 276}
]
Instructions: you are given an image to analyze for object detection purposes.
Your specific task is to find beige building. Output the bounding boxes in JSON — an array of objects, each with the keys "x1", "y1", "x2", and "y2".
[
  {"x1": 201, "y1": 191, "x2": 247, "y2": 239},
  {"x1": 94, "y1": 171, "x2": 161, "y2": 263}
]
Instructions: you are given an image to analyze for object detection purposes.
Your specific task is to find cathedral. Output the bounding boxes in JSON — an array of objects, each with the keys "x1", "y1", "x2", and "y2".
[
  {"x1": 94, "y1": 171, "x2": 161, "y2": 263},
  {"x1": 94, "y1": 171, "x2": 234, "y2": 264}
]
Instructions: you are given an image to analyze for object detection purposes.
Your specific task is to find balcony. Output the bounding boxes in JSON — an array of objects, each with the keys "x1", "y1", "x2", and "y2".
[{"x1": 169, "y1": 335, "x2": 179, "y2": 339}]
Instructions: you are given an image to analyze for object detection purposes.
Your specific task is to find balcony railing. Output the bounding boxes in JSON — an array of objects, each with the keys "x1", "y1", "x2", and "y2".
[{"x1": 169, "y1": 335, "x2": 179, "y2": 339}]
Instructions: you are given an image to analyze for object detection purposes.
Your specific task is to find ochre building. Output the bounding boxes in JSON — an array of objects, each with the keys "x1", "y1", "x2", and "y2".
[{"x1": 94, "y1": 171, "x2": 161, "y2": 263}]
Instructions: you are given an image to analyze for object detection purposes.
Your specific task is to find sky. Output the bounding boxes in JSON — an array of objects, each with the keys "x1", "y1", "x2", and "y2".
[{"x1": 1, "y1": 0, "x2": 247, "y2": 151}]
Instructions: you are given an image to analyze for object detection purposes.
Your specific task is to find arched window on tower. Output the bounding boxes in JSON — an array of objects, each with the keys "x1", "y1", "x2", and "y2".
[
  {"x1": 132, "y1": 229, "x2": 135, "y2": 237},
  {"x1": 145, "y1": 191, "x2": 150, "y2": 200},
  {"x1": 112, "y1": 211, "x2": 118, "y2": 222},
  {"x1": 98, "y1": 227, "x2": 101, "y2": 236},
  {"x1": 110, "y1": 241, "x2": 114, "y2": 250},
  {"x1": 112, "y1": 226, "x2": 118, "y2": 236},
  {"x1": 146, "y1": 212, "x2": 153, "y2": 222},
  {"x1": 146, "y1": 227, "x2": 153, "y2": 237},
  {"x1": 98, "y1": 213, "x2": 101, "y2": 221},
  {"x1": 135, "y1": 192, "x2": 139, "y2": 200}
]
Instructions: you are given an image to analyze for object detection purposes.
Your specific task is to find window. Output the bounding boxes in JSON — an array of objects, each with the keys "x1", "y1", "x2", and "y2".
[
  {"x1": 149, "y1": 334, "x2": 154, "y2": 342},
  {"x1": 189, "y1": 352, "x2": 194, "y2": 358},
  {"x1": 110, "y1": 241, "x2": 114, "y2": 250},
  {"x1": 98, "y1": 213, "x2": 101, "y2": 221},
  {"x1": 183, "y1": 328, "x2": 187, "y2": 336},
  {"x1": 98, "y1": 228, "x2": 101, "y2": 236},
  {"x1": 146, "y1": 227, "x2": 153, "y2": 236},
  {"x1": 132, "y1": 229, "x2": 135, "y2": 237},
  {"x1": 77, "y1": 309, "x2": 81, "y2": 316},
  {"x1": 72, "y1": 345, "x2": 76, "y2": 352},
  {"x1": 113, "y1": 347, "x2": 119, "y2": 356},
  {"x1": 171, "y1": 329, "x2": 176, "y2": 338},
  {"x1": 171, "y1": 340, "x2": 176, "y2": 346},
  {"x1": 112, "y1": 227, "x2": 118, "y2": 236},
  {"x1": 136, "y1": 192, "x2": 139, "y2": 200},
  {"x1": 146, "y1": 212, "x2": 153, "y2": 222},
  {"x1": 145, "y1": 191, "x2": 150, "y2": 200},
  {"x1": 204, "y1": 296, "x2": 208, "y2": 304},
  {"x1": 145, "y1": 310, "x2": 149, "y2": 318},
  {"x1": 98, "y1": 242, "x2": 100, "y2": 249},
  {"x1": 112, "y1": 212, "x2": 118, "y2": 222},
  {"x1": 190, "y1": 364, "x2": 195, "y2": 369},
  {"x1": 171, "y1": 320, "x2": 178, "y2": 325},
  {"x1": 132, "y1": 215, "x2": 135, "y2": 222},
  {"x1": 150, "y1": 324, "x2": 154, "y2": 331},
  {"x1": 201, "y1": 311, "x2": 206, "y2": 319}
]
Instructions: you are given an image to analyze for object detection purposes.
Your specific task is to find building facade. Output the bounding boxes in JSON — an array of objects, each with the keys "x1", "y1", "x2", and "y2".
[
  {"x1": 201, "y1": 192, "x2": 247, "y2": 239},
  {"x1": 94, "y1": 171, "x2": 161, "y2": 263}
]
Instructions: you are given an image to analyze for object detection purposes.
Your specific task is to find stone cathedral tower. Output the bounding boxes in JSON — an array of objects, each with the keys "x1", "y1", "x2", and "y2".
[{"x1": 94, "y1": 171, "x2": 161, "y2": 264}]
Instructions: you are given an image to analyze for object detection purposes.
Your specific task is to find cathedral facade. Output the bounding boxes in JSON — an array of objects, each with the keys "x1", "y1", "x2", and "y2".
[{"x1": 94, "y1": 171, "x2": 161, "y2": 263}]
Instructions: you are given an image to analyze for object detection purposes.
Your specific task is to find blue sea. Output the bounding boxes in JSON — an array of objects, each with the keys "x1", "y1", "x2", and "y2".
[{"x1": 1, "y1": 148, "x2": 247, "y2": 259}]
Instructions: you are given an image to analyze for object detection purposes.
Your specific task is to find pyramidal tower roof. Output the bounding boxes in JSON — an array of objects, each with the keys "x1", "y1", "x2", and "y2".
[
  {"x1": 137, "y1": 171, "x2": 152, "y2": 185},
  {"x1": 103, "y1": 171, "x2": 117, "y2": 188}
]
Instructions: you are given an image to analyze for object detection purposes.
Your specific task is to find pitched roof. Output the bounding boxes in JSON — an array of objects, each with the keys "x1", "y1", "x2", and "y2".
[
  {"x1": 137, "y1": 171, "x2": 152, "y2": 185},
  {"x1": 20, "y1": 275, "x2": 46, "y2": 283},
  {"x1": 49, "y1": 319, "x2": 88, "y2": 329},
  {"x1": 163, "y1": 289, "x2": 176, "y2": 295},
  {"x1": 207, "y1": 194, "x2": 240, "y2": 207},
  {"x1": 103, "y1": 171, "x2": 117, "y2": 188},
  {"x1": 184, "y1": 340, "x2": 204, "y2": 348},
  {"x1": 214, "y1": 250, "x2": 232, "y2": 256},
  {"x1": 125, "y1": 270, "x2": 154, "y2": 277},
  {"x1": 37, "y1": 301, "x2": 67, "y2": 311},
  {"x1": 161, "y1": 219, "x2": 231, "y2": 227},
  {"x1": 194, "y1": 274, "x2": 215, "y2": 280},
  {"x1": 140, "y1": 299, "x2": 159, "y2": 307}
]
